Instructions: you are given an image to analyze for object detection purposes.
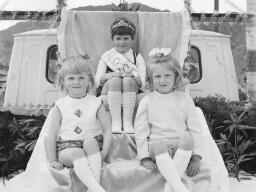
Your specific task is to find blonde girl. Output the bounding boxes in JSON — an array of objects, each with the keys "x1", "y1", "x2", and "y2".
[
  {"x1": 45, "y1": 55, "x2": 112, "y2": 192},
  {"x1": 135, "y1": 48, "x2": 202, "y2": 192}
]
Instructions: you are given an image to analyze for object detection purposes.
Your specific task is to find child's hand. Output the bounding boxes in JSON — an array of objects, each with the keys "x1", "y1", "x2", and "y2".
[
  {"x1": 50, "y1": 160, "x2": 64, "y2": 170},
  {"x1": 187, "y1": 155, "x2": 201, "y2": 177},
  {"x1": 141, "y1": 158, "x2": 158, "y2": 173},
  {"x1": 105, "y1": 72, "x2": 120, "y2": 79},
  {"x1": 119, "y1": 72, "x2": 133, "y2": 78},
  {"x1": 125, "y1": 72, "x2": 134, "y2": 77}
]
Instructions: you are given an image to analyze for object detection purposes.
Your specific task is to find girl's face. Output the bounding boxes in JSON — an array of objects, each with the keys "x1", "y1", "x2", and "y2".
[
  {"x1": 152, "y1": 64, "x2": 176, "y2": 94},
  {"x1": 113, "y1": 35, "x2": 133, "y2": 53},
  {"x1": 64, "y1": 73, "x2": 90, "y2": 98}
]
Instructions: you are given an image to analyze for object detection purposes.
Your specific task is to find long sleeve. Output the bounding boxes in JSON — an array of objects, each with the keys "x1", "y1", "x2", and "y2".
[
  {"x1": 136, "y1": 54, "x2": 147, "y2": 89},
  {"x1": 186, "y1": 95, "x2": 202, "y2": 157},
  {"x1": 134, "y1": 96, "x2": 150, "y2": 160},
  {"x1": 95, "y1": 58, "x2": 107, "y2": 87}
]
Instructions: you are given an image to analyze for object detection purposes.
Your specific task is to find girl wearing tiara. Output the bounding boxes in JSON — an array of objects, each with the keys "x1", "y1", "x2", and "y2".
[
  {"x1": 95, "y1": 17, "x2": 146, "y2": 134},
  {"x1": 45, "y1": 55, "x2": 112, "y2": 192},
  {"x1": 135, "y1": 48, "x2": 202, "y2": 192}
]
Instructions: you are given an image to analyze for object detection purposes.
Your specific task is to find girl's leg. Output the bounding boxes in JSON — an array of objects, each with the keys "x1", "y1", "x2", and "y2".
[
  {"x1": 163, "y1": 147, "x2": 192, "y2": 192},
  {"x1": 122, "y1": 77, "x2": 137, "y2": 133},
  {"x1": 150, "y1": 142, "x2": 189, "y2": 192},
  {"x1": 173, "y1": 133, "x2": 194, "y2": 176},
  {"x1": 107, "y1": 77, "x2": 122, "y2": 133},
  {"x1": 83, "y1": 138, "x2": 102, "y2": 185},
  {"x1": 100, "y1": 82, "x2": 109, "y2": 111},
  {"x1": 156, "y1": 153, "x2": 189, "y2": 192},
  {"x1": 58, "y1": 148, "x2": 105, "y2": 192},
  {"x1": 173, "y1": 149, "x2": 192, "y2": 177}
]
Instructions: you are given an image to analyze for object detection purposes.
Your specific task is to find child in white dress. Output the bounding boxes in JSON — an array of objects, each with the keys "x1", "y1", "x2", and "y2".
[
  {"x1": 45, "y1": 55, "x2": 112, "y2": 192},
  {"x1": 135, "y1": 48, "x2": 202, "y2": 192},
  {"x1": 95, "y1": 17, "x2": 147, "y2": 134}
]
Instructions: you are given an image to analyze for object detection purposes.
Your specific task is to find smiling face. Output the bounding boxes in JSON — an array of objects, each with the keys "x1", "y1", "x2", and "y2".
[
  {"x1": 113, "y1": 35, "x2": 133, "y2": 54},
  {"x1": 64, "y1": 73, "x2": 90, "y2": 98},
  {"x1": 151, "y1": 63, "x2": 176, "y2": 94}
]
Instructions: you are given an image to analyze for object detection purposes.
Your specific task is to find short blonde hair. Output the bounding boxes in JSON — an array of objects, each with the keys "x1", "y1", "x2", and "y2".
[
  {"x1": 148, "y1": 53, "x2": 184, "y2": 91},
  {"x1": 56, "y1": 54, "x2": 95, "y2": 93}
]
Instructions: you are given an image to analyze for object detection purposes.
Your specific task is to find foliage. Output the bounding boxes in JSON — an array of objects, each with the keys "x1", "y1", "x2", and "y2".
[
  {"x1": 0, "y1": 112, "x2": 45, "y2": 180},
  {"x1": 194, "y1": 95, "x2": 256, "y2": 180},
  {"x1": 112, "y1": 0, "x2": 140, "y2": 12},
  {"x1": 238, "y1": 88, "x2": 248, "y2": 101}
]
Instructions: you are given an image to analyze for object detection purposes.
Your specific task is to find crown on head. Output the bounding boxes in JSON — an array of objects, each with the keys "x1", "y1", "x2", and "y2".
[{"x1": 112, "y1": 19, "x2": 135, "y2": 31}]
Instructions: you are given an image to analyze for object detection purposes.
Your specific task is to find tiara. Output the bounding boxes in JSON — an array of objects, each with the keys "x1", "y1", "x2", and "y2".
[
  {"x1": 112, "y1": 19, "x2": 135, "y2": 31},
  {"x1": 149, "y1": 47, "x2": 172, "y2": 57}
]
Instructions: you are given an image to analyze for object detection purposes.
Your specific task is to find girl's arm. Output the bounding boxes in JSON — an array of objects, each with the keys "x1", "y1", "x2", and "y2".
[
  {"x1": 95, "y1": 58, "x2": 107, "y2": 87},
  {"x1": 136, "y1": 54, "x2": 147, "y2": 89},
  {"x1": 134, "y1": 95, "x2": 151, "y2": 161},
  {"x1": 97, "y1": 104, "x2": 112, "y2": 160},
  {"x1": 186, "y1": 95, "x2": 202, "y2": 158},
  {"x1": 185, "y1": 95, "x2": 203, "y2": 176},
  {"x1": 44, "y1": 106, "x2": 61, "y2": 164}
]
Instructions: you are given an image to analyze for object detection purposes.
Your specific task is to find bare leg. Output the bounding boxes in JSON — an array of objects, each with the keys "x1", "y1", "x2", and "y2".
[{"x1": 100, "y1": 82, "x2": 109, "y2": 111}]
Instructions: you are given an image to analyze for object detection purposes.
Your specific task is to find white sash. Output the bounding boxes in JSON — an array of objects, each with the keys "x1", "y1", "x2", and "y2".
[{"x1": 101, "y1": 48, "x2": 138, "y2": 76}]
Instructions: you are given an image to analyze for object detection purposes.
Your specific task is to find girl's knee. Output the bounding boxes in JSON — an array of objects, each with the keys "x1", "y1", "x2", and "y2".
[
  {"x1": 153, "y1": 146, "x2": 169, "y2": 156},
  {"x1": 122, "y1": 77, "x2": 136, "y2": 86},
  {"x1": 122, "y1": 77, "x2": 137, "y2": 91},
  {"x1": 150, "y1": 143, "x2": 169, "y2": 160},
  {"x1": 58, "y1": 148, "x2": 85, "y2": 167},
  {"x1": 83, "y1": 138, "x2": 100, "y2": 155},
  {"x1": 179, "y1": 133, "x2": 194, "y2": 151},
  {"x1": 108, "y1": 77, "x2": 122, "y2": 90}
]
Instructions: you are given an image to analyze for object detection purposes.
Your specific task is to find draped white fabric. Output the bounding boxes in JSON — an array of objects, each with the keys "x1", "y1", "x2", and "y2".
[{"x1": 58, "y1": 9, "x2": 190, "y2": 74}]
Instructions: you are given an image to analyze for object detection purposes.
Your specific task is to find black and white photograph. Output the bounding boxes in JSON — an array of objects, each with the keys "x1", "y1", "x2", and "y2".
[{"x1": 0, "y1": 0, "x2": 255, "y2": 192}]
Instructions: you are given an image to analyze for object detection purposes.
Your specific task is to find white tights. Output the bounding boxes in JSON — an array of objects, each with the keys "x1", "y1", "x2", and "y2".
[{"x1": 73, "y1": 155, "x2": 105, "y2": 192}]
